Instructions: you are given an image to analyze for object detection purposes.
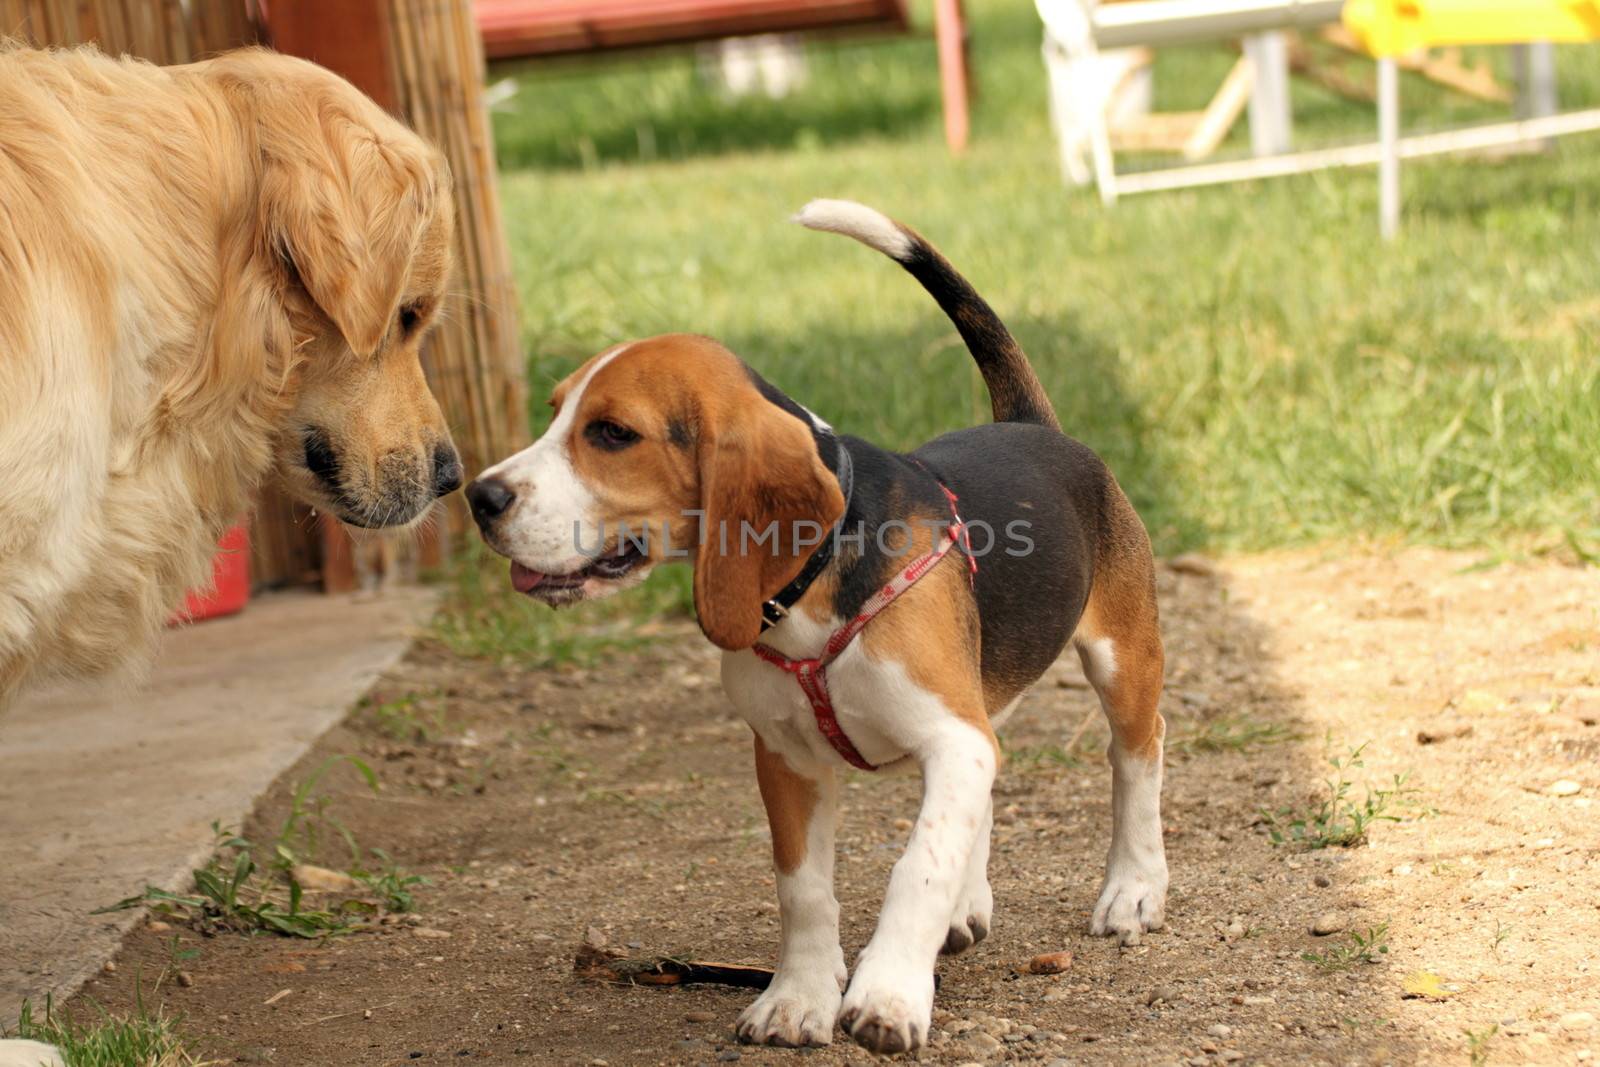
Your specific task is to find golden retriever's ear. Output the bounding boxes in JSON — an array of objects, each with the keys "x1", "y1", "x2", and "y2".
[
  {"x1": 692, "y1": 404, "x2": 846, "y2": 650},
  {"x1": 260, "y1": 104, "x2": 438, "y2": 357}
]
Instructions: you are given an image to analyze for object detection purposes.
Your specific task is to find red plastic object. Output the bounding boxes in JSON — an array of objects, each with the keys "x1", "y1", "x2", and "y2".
[{"x1": 172, "y1": 523, "x2": 251, "y2": 625}]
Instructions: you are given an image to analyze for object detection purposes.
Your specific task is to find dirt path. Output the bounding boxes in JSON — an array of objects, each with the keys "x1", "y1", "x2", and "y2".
[{"x1": 69, "y1": 548, "x2": 1600, "y2": 1066}]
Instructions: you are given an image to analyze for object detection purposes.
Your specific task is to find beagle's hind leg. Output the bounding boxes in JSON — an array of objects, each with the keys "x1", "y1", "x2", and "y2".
[{"x1": 1074, "y1": 489, "x2": 1167, "y2": 946}]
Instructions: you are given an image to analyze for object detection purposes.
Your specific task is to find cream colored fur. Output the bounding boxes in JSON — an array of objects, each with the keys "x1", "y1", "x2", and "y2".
[{"x1": 0, "y1": 43, "x2": 458, "y2": 705}]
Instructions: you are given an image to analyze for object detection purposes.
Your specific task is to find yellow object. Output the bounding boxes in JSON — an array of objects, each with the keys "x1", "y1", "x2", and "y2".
[
  {"x1": 1400, "y1": 970, "x2": 1463, "y2": 1000},
  {"x1": 1342, "y1": 0, "x2": 1600, "y2": 56}
]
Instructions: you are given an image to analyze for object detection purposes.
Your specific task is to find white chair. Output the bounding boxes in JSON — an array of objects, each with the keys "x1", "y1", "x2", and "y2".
[
  {"x1": 1037, "y1": 0, "x2": 1343, "y2": 201},
  {"x1": 1036, "y1": 0, "x2": 1596, "y2": 237}
]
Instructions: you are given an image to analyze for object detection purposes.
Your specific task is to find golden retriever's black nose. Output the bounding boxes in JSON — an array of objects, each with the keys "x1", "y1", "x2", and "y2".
[
  {"x1": 433, "y1": 446, "x2": 464, "y2": 497},
  {"x1": 467, "y1": 477, "x2": 515, "y2": 527}
]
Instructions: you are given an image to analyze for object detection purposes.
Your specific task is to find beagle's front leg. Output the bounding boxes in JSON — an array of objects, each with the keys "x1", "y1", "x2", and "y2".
[
  {"x1": 736, "y1": 733, "x2": 847, "y2": 1048},
  {"x1": 839, "y1": 719, "x2": 997, "y2": 1054}
]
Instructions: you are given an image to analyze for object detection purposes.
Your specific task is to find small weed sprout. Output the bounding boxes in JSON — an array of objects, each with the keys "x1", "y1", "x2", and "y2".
[
  {"x1": 352, "y1": 849, "x2": 428, "y2": 913},
  {"x1": 1302, "y1": 922, "x2": 1391, "y2": 972},
  {"x1": 272, "y1": 754, "x2": 380, "y2": 875},
  {"x1": 1337, "y1": 1015, "x2": 1390, "y2": 1036},
  {"x1": 1490, "y1": 920, "x2": 1512, "y2": 960},
  {"x1": 1465, "y1": 1023, "x2": 1499, "y2": 1067},
  {"x1": 1262, "y1": 742, "x2": 1419, "y2": 849},
  {"x1": 165, "y1": 934, "x2": 200, "y2": 969},
  {"x1": 362, "y1": 690, "x2": 451, "y2": 744}
]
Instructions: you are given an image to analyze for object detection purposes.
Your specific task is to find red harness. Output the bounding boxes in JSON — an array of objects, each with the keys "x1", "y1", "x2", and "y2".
[{"x1": 752, "y1": 482, "x2": 975, "y2": 771}]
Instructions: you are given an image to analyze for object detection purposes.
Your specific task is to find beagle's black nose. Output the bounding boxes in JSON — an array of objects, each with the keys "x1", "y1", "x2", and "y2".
[
  {"x1": 433, "y1": 446, "x2": 464, "y2": 497},
  {"x1": 467, "y1": 477, "x2": 515, "y2": 527}
]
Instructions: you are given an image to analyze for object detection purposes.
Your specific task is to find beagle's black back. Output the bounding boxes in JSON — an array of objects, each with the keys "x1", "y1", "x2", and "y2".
[
  {"x1": 811, "y1": 426, "x2": 1103, "y2": 706},
  {"x1": 913, "y1": 424, "x2": 1105, "y2": 698}
]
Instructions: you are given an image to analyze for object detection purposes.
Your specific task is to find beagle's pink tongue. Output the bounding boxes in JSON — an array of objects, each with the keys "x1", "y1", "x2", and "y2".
[{"x1": 510, "y1": 562, "x2": 548, "y2": 593}]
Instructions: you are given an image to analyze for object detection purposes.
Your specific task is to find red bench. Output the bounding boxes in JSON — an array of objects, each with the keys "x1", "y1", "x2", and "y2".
[
  {"x1": 476, "y1": 0, "x2": 908, "y2": 60},
  {"x1": 474, "y1": 0, "x2": 970, "y2": 151}
]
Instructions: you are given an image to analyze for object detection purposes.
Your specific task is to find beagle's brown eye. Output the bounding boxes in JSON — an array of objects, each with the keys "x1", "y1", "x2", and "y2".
[
  {"x1": 584, "y1": 419, "x2": 641, "y2": 451},
  {"x1": 398, "y1": 303, "x2": 422, "y2": 337}
]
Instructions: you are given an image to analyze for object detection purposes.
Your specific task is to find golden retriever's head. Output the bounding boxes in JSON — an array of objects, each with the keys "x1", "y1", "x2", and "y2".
[
  {"x1": 215, "y1": 51, "x2": 461, "y2": 527},
  {"x1": 466, "y1": 335, "x2": 845, "y2": 650}
]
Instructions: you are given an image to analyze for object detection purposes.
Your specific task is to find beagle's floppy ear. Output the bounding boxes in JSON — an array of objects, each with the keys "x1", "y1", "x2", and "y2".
[
  {"x1": 693, "y1": 403, "x2": 846, "y2": 651},
  {"x1": 259, "y1": 95, "x2": 442, "y2": 357}
]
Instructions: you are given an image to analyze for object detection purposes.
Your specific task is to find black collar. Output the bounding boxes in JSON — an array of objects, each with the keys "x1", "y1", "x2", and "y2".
[{"x1": 761, "y1": 438, "x2": 854, "y2": 631}]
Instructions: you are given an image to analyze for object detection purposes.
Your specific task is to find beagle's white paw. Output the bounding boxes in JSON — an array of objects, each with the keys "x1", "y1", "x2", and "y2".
[
  {"x1": 736, "y1": 976, "x2": 842, "y2": 1048},
  {"x1": 838, "y1": 955, "x2": 934, "y2": 1054},
  {"x1": 1090, "y1": 862, "x2": 1167, "y2": 946},
  {"x1": 0, "y1": 1040, "x2": 66, "y2": 1067}
]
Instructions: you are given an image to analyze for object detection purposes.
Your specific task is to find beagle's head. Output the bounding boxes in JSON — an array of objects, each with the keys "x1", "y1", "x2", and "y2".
[{"x1": 468, "y1": 335, "x2": 845, "y2": 650}]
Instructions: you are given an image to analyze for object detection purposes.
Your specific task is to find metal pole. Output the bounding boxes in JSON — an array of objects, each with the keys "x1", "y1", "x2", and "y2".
[
  {"x1": 1378, "y1": 56, "x2": 1399, "y2": 240},
  {"x1": 1513, "y1": 42, "x2": 1558, "y2": 120},
  {"x1": 1244, "y1": 31, "x2": 1292, "y2": 156},
  {"x1": 1110, "y1": 108, "x2": 1600, "y2": 196}
]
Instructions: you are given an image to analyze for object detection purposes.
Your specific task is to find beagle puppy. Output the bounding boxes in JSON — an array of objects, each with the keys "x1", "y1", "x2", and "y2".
[{"x1": 467, "y1": 201, "x2": 1167, "y2": 1054}]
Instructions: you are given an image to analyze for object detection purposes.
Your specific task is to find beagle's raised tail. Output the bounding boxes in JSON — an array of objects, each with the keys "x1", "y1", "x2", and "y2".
[{"x1": 794, "y1": 198, "x2": 1060, "y2": 431}]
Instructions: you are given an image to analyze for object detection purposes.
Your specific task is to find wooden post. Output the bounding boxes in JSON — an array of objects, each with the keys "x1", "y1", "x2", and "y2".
[
  {"x1": 935, "y1": 0, "x2": 969, "y2": 153},
  {"x1": 263, "y1": 0, "x2": 397, "y2": 110},
  {"x1": 387, "y1": 0, "x2": 529, "y2": 513},
  {"x1": 317, "y1": 517, "x2": 360, "y2": 595},
  {"x1": 264, "y1": 0, "x2": 528, "y2": 593},
  {"x1": 264, "y1": 0, "x2": 398, "y2": 593}
]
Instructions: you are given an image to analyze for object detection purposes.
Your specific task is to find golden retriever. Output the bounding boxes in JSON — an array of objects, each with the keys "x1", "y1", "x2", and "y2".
[{"x1": 0, "y1": 43, "x2": 461, "y2": 706}]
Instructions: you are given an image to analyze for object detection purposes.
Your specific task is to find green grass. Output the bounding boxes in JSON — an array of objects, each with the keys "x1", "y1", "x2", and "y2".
[
  {"x1": 430, "y1": 541, "x2": 692, "y2": 664},
  {"x1": 8, "y1": 998, "x2": 208, "y2": 1067},
  {"x1": 97, "y1": 824, "x2": 360, "y2": 939},
  {"x1": 98, "y1": 758, "x2": 425, "y2": 937},
  {"x1": 1169, "y1": 714, "x2": 1303, "y2": 756},
  {"x1": 1003, "y1": 737, "x2": 1097, "y2": 772},
  {"x1": 447, "y1": 0, "x2": 1600, "y2": 656}
]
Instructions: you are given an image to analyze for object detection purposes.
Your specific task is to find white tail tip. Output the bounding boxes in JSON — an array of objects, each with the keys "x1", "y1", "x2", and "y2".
[{"x1": 793, "y1": 199, "x2": 915, "y2": 261}]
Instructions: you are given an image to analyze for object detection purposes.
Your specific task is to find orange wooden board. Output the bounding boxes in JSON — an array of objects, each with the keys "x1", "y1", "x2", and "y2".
[{"x1": 475, "y1": 0, "x2": 907, "y2": 59}]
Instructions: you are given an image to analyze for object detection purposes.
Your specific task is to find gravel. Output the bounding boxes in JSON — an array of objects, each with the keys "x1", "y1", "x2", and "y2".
[{"x1": 1309, "y1": 912, "x2": 1347, "y2": 936}]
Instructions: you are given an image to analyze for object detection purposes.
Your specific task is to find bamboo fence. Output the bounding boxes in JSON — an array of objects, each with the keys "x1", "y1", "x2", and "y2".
[
  {"x1": 386, "y1": 0, "x2": 528, "y2": 534},
  {"x1": 1, "y1": 0, "x2": 528, "y2": 590},
  {"x1": 0, "y1": 0, "x2": 257, "y2": 60}
]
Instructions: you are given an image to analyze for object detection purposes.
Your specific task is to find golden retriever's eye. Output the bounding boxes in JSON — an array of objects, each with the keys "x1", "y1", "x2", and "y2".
[
  {"x1": 398, "y1": 303, "x2": 422, "y2": 338},
  {"x1": 584, "y1": 419, "x2": 641, "y2": 451}
]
